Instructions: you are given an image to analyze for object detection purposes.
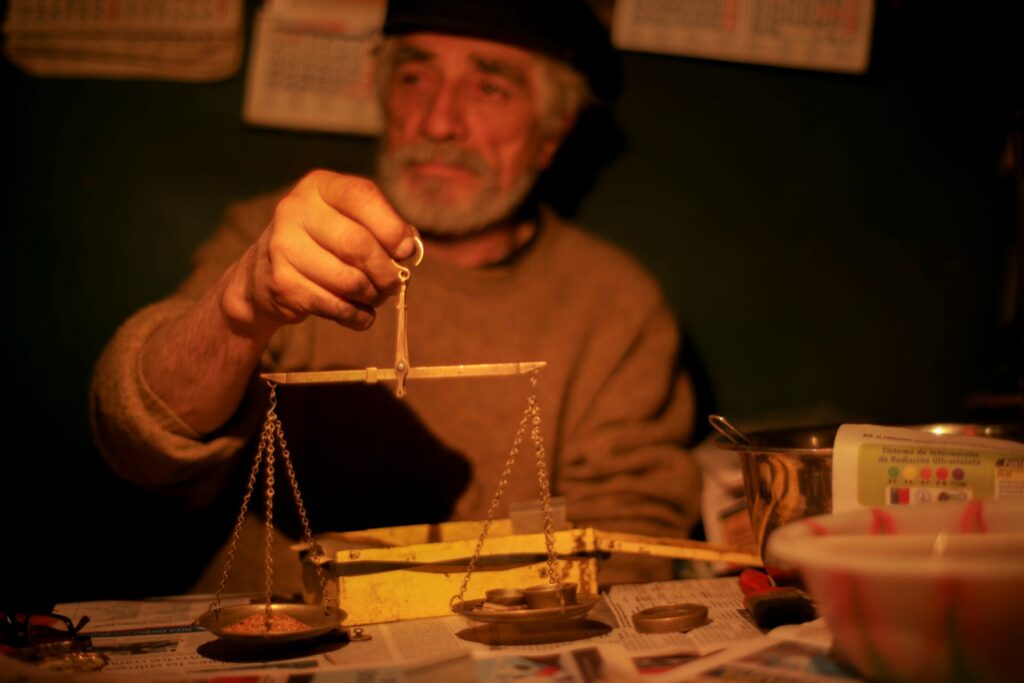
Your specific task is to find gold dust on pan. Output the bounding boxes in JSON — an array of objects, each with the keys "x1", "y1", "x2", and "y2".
[{"x1": 223, "y1": 613, "x2": 310, "y2": 634}]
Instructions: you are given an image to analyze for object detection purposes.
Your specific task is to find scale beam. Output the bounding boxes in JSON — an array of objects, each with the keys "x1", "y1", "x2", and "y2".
[{"x1": 261, "y1": 361, "x2": 547, "y2": 386}]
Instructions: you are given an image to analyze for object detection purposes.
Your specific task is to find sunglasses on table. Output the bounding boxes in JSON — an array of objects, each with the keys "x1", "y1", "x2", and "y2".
[
  {"x1": 0, "y1": 610, "x2": 91, "y2": 649},
  {"x1": 0, "y1": 610, "x2": 108, "y2": 673}
]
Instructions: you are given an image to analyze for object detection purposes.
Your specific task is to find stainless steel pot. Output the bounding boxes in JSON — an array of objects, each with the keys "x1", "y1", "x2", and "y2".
[{"x1": 713, "y1": 422, "x2": 1024, "y2": 561}]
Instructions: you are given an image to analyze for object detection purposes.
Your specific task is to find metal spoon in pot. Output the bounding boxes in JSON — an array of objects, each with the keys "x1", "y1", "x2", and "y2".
[{"x1": 708, "y1": 414, "x2": 751, "y2": 446}]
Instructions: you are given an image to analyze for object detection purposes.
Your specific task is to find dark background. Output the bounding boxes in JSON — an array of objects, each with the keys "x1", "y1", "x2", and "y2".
[{"x1": 3, "y1": 1, "x2": 1022, "y2": 606}]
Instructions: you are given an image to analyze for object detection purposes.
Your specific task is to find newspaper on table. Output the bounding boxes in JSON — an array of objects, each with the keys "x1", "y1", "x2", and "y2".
[
  {"x1": 2, "y1": 0, "x2": 244, "y2": 81},
  {"x1": 4, "y1": 594, "x2": 474, "y2": 683},
  {"x1": 612, "y1": 0, "x2": 875, "y2": 74},
  {"x1": 604, "y1": 579, "x2": 764, "y2": 658},
  {"x1": 645, "y1": 618, "x2": 863, "y2": 683},
  {"x1": 832, "y1": 424, "x2": 1024, "y2": 513},
  {"x1": 4, "y1": 578, "x2": 768, "y2": 682},
  {"x1": 243, "y1": 0, "x2": 385, "y2": 135},
  {"x1": 322, "y1": 578, "x2": 763, "y2": 678}
]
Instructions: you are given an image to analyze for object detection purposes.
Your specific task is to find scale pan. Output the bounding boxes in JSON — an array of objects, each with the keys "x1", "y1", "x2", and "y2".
[
  {"x1": 455, "y1": 595, "x2": 600, "y2": 625},
  {"x1": 197, "y1": 603, "x2": 345, "y2": 643}
]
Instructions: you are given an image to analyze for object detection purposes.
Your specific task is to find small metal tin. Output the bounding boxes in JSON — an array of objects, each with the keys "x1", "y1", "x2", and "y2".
[
  {"x1": 631, "y1": 603, "x2": 709, "y2": 633},
  {"x1": 485, "y1": 588, "x2": 527, "y2": 607},
  {"x1": 523, "y1": 582, "x2": 578, "y2": 609}
]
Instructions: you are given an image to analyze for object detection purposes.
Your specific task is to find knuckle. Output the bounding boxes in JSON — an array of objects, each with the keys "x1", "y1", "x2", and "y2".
[
  {"x1": 325, "y1": 296, "x2": 355, "y2": 321},
  {"x1": 266, "y1": 262, "x2": 295, "y2": 302},
  {"x1": 351, "y1": 306, "x2": 376, "y2": 330},
  {"x1": 345, "y1": 176, "x2": 386, "y2": 206},
  {"x1": 302, "y1": 168, "x2": 330, "y2": 185},
  {"x1": 265, "y1": 233, "x2": 289, "y2": 260},
  {"x1": 325, "y1": 296, "x2": 374, "y2": 329},
  {"x1": 265, "y1": 278, "x2": 288, "y2": 305},
  {"x1": 346, "y1": 175, "x2": 376, "y2": 194},
  {"x1": 335, "y1": 300, "x2": 357, "y2": 321},
  {"x1": 272, "y1": 195, "x2": 302, "y2": 224},
  {"x1": 336, "y1": 269, "x2": 374, "y2": 300}
]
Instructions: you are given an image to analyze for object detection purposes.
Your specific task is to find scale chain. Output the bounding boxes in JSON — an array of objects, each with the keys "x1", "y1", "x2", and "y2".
[
  {"x1": 530, "y1": 375, "x2": 565, "y2": 606},
  {"x1": 209, "y1": 432, "x2": 267, "y2": 617},
  {"x1": 214, "y1": 241, "x2": 556, "y2": 625},
  {"x1": 275, "y1": 404, "x2": 334, "y2": 613},
  {"x1": 449, "y1": 392, "x2": 528, "y2": 610},
  {"x1": 208, "y1": 382, "x2": 335, "y2": 626},
  {"x1": 263, "y1": 420, "x2": 276, "y2": 628},
  {"x1": 450, "y1": 370, "x2": 562, "y2": 611}
]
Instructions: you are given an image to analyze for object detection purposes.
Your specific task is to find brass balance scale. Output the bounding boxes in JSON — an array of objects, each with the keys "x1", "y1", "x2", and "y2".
[{"x1": 196, "y1": 238, "x2": 598, "y2": 642}]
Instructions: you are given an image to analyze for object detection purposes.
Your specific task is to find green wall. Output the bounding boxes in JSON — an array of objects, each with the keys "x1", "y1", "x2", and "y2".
[{"x1": 3, "y1": 2, "x2": 1020, "y2": 604}]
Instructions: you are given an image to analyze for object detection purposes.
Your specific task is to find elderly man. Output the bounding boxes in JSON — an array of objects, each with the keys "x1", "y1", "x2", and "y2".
[{"x1": 91, "y1": 0, "x2": 702, "y2": 590}]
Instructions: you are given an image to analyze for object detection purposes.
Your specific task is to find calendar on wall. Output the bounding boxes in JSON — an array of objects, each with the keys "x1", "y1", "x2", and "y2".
[
  {"x1": 2, "y1": 0, "x2": 244, "y2": 81},
  {"x1": 242, "y1": 0, "x2": 386, "y2": 135},
  {"x1": 612, "y1": 0, "x2": 875, "y2": 74}
]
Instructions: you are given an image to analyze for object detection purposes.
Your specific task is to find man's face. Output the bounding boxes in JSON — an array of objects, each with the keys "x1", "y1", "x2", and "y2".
[{"x1": 377, "y1": 33, "x2": 562, "y2": 235}]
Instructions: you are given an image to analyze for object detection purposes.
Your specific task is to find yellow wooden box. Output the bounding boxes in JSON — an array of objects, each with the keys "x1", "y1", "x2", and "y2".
[
  {"x1": 297, "y1": 520, "x2": 599, "y2": 625},
  {"x1": 295, "y1": 520, "x2": 760, "y2": 625}
]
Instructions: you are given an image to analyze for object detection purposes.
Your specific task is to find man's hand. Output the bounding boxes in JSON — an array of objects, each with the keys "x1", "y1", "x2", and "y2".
[
  {"x1": 222, "y1": 170, "x2": 419, "y2": 339},
  {"x1": 139, "y1": 170, "x2": 417, "y2": 435}
]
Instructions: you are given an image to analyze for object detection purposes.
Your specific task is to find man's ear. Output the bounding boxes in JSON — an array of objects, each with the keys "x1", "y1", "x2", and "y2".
[{"x1": 536, "y1": 111, "x2": 579, "y2": 171}]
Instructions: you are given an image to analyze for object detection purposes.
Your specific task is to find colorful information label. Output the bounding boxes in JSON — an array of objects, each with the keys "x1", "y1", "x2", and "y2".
[{"x1": 832, "y1": 425, "x2": 1024, "y2": 513}]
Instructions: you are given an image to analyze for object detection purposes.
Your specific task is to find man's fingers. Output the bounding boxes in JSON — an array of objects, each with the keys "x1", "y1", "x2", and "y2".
[
  {"x1": 263, "y1": 256, "x2": 377, "y2": 329},
  {"x1": 256, "y1": 171, "x2": 417, "y2": 330},
  {"x1": 285, "y1": 231, "x2": 387, "y2": 307},
  {"x1": 308, "y1": 171, "x2": 417, "y2": 260},
  {"x1": 301, "y1": 201, "x2": 405, "y2": 295}
]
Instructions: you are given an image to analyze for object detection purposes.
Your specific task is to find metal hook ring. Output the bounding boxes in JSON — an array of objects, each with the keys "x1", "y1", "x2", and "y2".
[
  {"x1": 407, "y1": 234, "x2": 425, "y2": 267},
  {"x1": 392, "y1": 234, "x2": 424, "y2": 268}
]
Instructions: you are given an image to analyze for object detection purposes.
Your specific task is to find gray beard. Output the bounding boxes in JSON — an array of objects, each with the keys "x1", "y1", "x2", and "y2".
[{"x1": 377, "y1": 142, "x2": 538, "y2": 236}]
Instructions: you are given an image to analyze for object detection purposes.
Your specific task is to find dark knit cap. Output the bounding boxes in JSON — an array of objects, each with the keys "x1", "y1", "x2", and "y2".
[{"x1": 382, "y1": 0, "x2": 621, "y2": 102}]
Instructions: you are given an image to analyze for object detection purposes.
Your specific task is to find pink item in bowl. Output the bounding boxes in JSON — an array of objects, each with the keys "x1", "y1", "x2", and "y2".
[{"x1": 766, "y1": 499, "x2": 1024, "y2": 683}]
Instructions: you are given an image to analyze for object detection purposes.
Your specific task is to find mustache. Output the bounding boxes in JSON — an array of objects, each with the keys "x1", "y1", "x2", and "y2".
[{"x1": 391, "y1": 143, "x2": 490, "y2": 176}]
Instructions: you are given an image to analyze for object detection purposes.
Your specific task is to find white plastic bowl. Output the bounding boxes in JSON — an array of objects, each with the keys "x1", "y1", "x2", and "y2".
[{"x1": 767, "y1": 499, "x2": 1024, "y2": 683}]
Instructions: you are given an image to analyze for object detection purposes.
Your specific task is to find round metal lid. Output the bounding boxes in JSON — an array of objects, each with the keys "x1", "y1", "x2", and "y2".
[{"x1": 631, "y1": 603, "x2": 709, "y2": 634}]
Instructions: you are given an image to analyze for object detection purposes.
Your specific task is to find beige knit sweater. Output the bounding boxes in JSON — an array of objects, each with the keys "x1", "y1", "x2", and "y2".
[{"x1": 90, "y1": 191, "x2": 702, "y2": 590}]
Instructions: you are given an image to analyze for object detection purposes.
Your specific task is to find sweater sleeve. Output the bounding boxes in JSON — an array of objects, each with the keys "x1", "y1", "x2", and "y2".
[
  {"x1": 89, "y1": 193, "x2": 282, "y2": 507},
  {"x1": 558, "y1": 276, "x2": 703, "y2": 585}
]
